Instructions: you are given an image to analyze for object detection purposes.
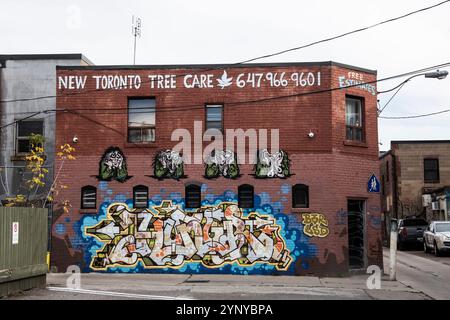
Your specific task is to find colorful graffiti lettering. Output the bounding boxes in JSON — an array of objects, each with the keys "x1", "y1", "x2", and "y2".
[
  {"x1": 85, "y1": 201, "x2": 293, "y2": 271},
  {"x1": 98, "y1": 147, "x2": 130, "y2": 182},
  {"x1": 204, "y1": 150, "x2": 240, "y2": 179},
  {"x1": 255, "y1": 149, "x2": 290, "y2": 178},
  {"x1": 301, "y1": 213, "x2": 329, "y2": 238},
  {"x1": 153, "y1": 150, "x2": 184, "y2": 180}
]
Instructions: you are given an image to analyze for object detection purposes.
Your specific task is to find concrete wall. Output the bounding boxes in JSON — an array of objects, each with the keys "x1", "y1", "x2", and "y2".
[
  {"x1": 380, "y1": 141, "x2": 450, "y2": 221},
  {"x1": 0, "y1": 56, "x2": 90, "y2": 202}
]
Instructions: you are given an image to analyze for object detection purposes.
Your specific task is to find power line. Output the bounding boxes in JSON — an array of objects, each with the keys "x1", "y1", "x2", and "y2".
[
  {"x1": 378, "y1": 81, "x2": 407, "y2": 115},
  {"x1": 1, "y1": 0, "x2": 449, "y2": 105},
  {"x1": 379, "y1": 108, "x2": 450, "y2": 119},
  {"x1": 1, "y1": 61, "x2": 450, "y2": 131},
  {"x1": 237, "y1": 0, "x2": 450, "y2": 65},
  {"x1": 2, "y1": 61, "x2": 450, "y2": 131}
]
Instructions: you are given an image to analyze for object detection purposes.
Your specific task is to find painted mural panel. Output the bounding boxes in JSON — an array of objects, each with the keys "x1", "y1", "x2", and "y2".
[
  {"x1": 204, "y1": 150, "x2": 240, "y2": 179},
  {"x1": 255, "y1": 149, "x2": 290, "y2": 178},
  {"x1": 98, "y1": 147, "x2": 130, "y2": 182},
  {"x1": 58, "y1": 183, "x2": 334, "y2": 275},
  {"x1": 153, "y1": 150, "x2": 184, "y2": 180},
  {"x1": 85, "y1": 201, "x2": 292, "y2": 270}
]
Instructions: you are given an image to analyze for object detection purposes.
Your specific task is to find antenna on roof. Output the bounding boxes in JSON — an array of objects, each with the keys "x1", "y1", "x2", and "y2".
[{"x1": 132, "y1": 15, "x2": 142, "y2": 65}]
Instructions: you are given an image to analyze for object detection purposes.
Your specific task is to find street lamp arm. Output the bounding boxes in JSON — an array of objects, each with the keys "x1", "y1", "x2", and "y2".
[
  {"x1": 378, "y1": 70, "x2": 448, "y2": 94},
  {"x1": 377, "y1": 74, "x2": 422, "y2": 94}
]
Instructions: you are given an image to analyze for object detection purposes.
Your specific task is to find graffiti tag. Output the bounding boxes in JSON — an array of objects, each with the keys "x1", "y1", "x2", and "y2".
[
  {"x1": 86, "y1": 201, "x2": 293, "y2": 271},
  {"x1": 301, "y1": 213, "x2": 329, "y2": 238}
]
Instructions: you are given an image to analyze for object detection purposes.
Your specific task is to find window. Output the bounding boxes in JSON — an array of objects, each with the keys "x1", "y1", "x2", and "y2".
[
  {"x1": 345, "y1": 97, "x2": 364, "y2": 142},
  {"x1": 292, "y1": 184, "x2": 309, "y2": 208},
  {"x1": 128, "y1": 98, "x2": 156, "y2": 143},
  {"x1": 238, "y1": 184, "x2": 254, "y2": 208},
  {"x1": 206, "y1": 104, "x2": 223, "y2": 131},
  {"x1": 424, "y1": 158, "x2": 439, "y2": 183},
  {"x1": 81, "y1": 186, "x2": 97, "y2": 209},
  {"x1": 185, "y1": 184, "x2": 201, "y2": 208},
  {"x1": 16, "y1": 120, "x2": 44, "y2": 154},
  {"x1": 133, "y1": 185, "x2": 148, "y2": 208}
]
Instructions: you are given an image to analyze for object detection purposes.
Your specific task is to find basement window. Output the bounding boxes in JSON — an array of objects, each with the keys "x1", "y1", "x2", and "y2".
[
  {"x1": 292, "y1": 184, "x2": 309, "y2": 208},
  {"x1": 133, "y1": 185, "x2": 148, "y2": 208},
  {"x1": 238, "y1": 184, "x2": 254, "y2": 208},
  {"x1": 16, "y1": 120, "x2": 44, "y2": 154},
  {"x1": 185, "y1": 184, "x2": 201, "y2": 208},
  {"x1": 81, "y1": 186, "x2": 97, "y2": 209},
  {"x1": 128, "y1": 98, "x2": 156, "y2": 143}
]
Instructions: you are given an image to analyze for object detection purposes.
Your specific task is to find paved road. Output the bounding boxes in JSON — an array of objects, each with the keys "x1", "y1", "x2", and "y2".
[
  {"x1": 5, "y1": 272, "x2": 429, "y2": 300},
  {"x1": 383, "y1": 247, "x2": 450, "y2": 300}
]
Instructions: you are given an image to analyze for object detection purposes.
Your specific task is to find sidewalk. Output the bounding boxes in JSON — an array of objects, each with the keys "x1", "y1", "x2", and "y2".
[{"x1": 5, "y1": 272, "x2": 432, "y2": 300}]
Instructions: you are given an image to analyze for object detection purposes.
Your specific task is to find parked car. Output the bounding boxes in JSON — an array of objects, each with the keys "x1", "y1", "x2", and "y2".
[
  {"x1": 397, "y1": 218, "x2": 428, "y2": 250},
  {"x1": 423, "y1": 221, "x2": 450, "y2": 256}
]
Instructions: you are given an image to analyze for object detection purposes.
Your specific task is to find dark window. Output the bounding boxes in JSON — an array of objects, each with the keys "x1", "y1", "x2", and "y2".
[
  {"x1": 238, "y1": 184, "x2": 254, "y2": 208},
  {"x1": 401, "y1": 219, "x2": 428, "y2": 227},
  {"x1": 128, "y1": 98, "x2": 156, "y2": 143},
  {"x1": 16, "y1": 120, "x2": 44, "y2": 154},
  {"x1": 81, "y1": 186, "x2": 97, "y2": 209},
  {"x1": 424, "y1": 159, "x2": 439, "y2": 183},
  {"x1": 345, "y1": 97, "x2": 364, "y2": 142},
  {"x1": 185, "y1": 184, "x2": 201, "y2": 208},
  {"x1": 133, "y1": 185, "x2": 148, "y2": 208},
  {"x1": 292, "y1": 184, "x2": 309, "y2": 208},
  {"x1": 206, "y1": 105, "x2": 223, "y2": 131}
]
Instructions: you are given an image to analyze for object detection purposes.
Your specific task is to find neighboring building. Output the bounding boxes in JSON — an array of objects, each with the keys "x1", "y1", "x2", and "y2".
[
  {"x1": 380, "y1": 141, "x2": 450, "y2": 227},
  {"x1": 51, "y1": 61, "x2": 382, "y2": 276},
  {"x1": 0, "y1": 54, "x2": 93, "y2": 205}
]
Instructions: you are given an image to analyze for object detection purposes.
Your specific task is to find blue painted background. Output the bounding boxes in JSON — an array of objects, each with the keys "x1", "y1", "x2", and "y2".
[{"x1": 64, "y1": 182, "x2": 318, "y2": 275}]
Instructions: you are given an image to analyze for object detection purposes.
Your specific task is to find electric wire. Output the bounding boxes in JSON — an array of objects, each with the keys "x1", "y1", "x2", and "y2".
[
  {"x1": 0, "y1": 0, "x2": 449, "y2": 105},
  {"x1": 1, "y1": 61, "x2": 450, "y2": 131}
]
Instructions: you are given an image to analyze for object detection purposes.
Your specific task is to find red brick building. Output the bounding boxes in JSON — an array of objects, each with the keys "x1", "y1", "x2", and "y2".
[{"x1": 51, "y1": 62, "x2": 382, "y2": 276}]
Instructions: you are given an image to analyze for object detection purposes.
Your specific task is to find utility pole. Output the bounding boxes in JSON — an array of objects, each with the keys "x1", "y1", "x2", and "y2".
[
  {"x1": 389, "y1": 219, "x2": 398, "y2": 281},
  {"x1": 132, "y1": 15, "x2": 142, "y2": 65}
]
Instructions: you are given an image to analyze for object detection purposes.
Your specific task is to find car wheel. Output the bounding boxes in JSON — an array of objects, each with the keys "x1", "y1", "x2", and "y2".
[
  {"x1": 434, "y1": 242, "x2": 441, "y2": 257},
  {"x1": 424, "y1": 241, "x2": 430, "y2": 253}
]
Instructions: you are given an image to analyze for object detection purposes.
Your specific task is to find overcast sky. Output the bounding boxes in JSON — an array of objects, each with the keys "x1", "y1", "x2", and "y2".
[{"x1": 1, "y1": 0, "x2": 449, "y2": 150}]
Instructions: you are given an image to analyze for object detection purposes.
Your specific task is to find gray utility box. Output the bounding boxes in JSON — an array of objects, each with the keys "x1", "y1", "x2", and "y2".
[{"x1": 0, "y1": 207, "x2": 48, "y2": 297}]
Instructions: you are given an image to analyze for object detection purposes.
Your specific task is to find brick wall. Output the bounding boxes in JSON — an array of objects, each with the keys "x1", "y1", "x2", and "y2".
[{"x1": 51, "y1": 62, "x2": 382, "y2": 276}]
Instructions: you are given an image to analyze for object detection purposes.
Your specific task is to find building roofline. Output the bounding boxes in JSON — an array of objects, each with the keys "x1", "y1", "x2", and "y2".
[
  {"x1": 55, "y1": 61, "x2": 377, "y2": 74},
  {"x1": 0, "y1": 54, "x2": 94, "y2": 66},
  {"x1": 391, "y1": 140, "x2": 450, "y2": 145}
]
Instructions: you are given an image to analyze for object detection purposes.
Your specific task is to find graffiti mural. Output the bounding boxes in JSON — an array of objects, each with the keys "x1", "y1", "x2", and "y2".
[
  {"x1": 255, "y1": 149, "x2": 290, "y2": 178},
  {"x1": 85, "y1": 201, "x2": 293, "y2": 271},
  {"x1": 301, "y1": 213, "x2": 329, "y2": 238},
  {"x1": 153, "y1": 150, "x2": 184, "y2": 180},
  {"x1": 98, "y1": 147, "x2": 130, "y2": 182},
  {"x1": 204, "y1": 150, "x2": 240, "y2": 179}
]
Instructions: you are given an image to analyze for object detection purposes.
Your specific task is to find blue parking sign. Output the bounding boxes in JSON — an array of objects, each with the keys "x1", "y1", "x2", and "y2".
[{"x1": 368, "y1": 174, "x2": 380, "y2": 193}]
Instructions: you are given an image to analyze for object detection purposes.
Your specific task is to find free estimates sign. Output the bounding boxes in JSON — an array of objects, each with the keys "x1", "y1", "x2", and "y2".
[{"x1": 12, "y1": 222, "x2": 19, "y2": 244}]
